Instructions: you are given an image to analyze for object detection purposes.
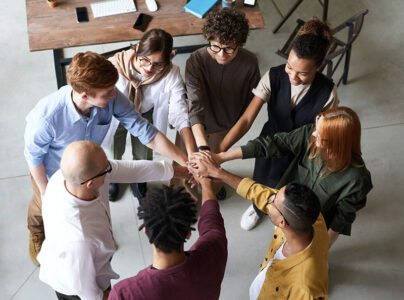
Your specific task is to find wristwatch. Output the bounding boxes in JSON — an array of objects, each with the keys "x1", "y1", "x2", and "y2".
[{"x1": 197, "y1": 145, "x2": 211, "y2": 151}]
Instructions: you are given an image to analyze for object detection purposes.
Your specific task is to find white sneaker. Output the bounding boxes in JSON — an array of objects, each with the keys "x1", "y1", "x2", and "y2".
[{"x1": 240, "y1": 205, "x2": 260, "y2": 230}]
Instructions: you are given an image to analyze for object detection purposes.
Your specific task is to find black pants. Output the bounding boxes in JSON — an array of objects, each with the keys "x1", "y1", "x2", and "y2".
[{"x1": 55, "y1": 291, "x2": 80, "y2": 300}]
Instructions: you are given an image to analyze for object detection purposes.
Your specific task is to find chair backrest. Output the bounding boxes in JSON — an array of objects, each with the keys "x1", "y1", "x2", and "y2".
[{"x1": 332, "y1": 9, "x2": 369, "y2": 45}]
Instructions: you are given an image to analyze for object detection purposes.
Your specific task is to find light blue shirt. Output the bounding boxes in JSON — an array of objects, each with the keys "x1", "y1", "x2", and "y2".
[{"x1": 24, "y1": 85, "x2": 158, "y2": 178}]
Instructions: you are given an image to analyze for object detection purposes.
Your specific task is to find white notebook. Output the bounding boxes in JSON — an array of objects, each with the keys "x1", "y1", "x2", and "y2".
[{"x1": 91, "y1": 0, "x2": 137, "y2": 18}]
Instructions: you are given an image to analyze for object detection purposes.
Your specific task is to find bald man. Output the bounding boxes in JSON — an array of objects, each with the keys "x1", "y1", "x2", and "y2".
[{"x1": 37, "y1": 141, "x2": 184, "y2": 300}]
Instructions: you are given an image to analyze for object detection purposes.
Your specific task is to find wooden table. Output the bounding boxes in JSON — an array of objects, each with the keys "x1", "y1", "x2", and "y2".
[{"x1": 26, "y1": 0, "x2": 266, "y2": 87}]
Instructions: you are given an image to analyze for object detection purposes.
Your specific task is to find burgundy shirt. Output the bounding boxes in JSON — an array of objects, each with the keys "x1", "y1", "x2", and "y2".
[{"x1": 108, "y1": 200, "x2": 227, "y2": 300}]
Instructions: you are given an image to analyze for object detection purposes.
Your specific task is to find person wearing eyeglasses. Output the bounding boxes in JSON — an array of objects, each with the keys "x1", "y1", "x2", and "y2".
[
  {"x1": 215, "y1": 17, "x2": 340, "y2": 231},
  {"x1": 106, "y1": 28, "x2": 195, "y2": 202},
  {"x1": 37, "y1": 141, "x2": 187, "y2": 300},
  {"x1": 188, "y1": 151, "x2": 328, "y2": 299},
  {"x1": 24, "y1": 51, "x2": 188, "y2": 267},
  {"x1": 195, "y1": 106, "x2": 372, "y2": 248},
  {"x1": 185, "y1": 8, "x2": 261, "y2": 200}
]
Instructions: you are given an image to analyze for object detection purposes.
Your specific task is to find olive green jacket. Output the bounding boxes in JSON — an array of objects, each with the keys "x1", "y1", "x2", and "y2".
[{"x1": 241, "y1": 124, "x2": 373, "y2": 235}]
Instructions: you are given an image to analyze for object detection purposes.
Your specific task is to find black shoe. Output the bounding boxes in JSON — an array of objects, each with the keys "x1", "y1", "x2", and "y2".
[
  {"x1": 130, "y1": 183, "x2": 142, "y2": 200},
  {"x1": 109, "y1": 183, "x2": 119, "y2": 202},
  {"x1": 216, "y1": 186, "x2": 227, "y2": 201}
]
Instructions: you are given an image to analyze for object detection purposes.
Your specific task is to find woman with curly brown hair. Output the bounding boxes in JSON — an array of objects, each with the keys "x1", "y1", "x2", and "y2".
[
  {"x1": 184, "y1": 8, "x2": 261, "y2": 200},
  {"x1": 217, "y1": 17, "x2": 341, "y2": 230}
]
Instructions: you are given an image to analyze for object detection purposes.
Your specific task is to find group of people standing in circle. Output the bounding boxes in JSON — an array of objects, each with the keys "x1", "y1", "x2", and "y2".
[
  {"x1": 107, "y1": 8, "x2": 372, "y2": 247},
  {"x1": 25, "y1": 6, "x2": 372, "y2": 300}
]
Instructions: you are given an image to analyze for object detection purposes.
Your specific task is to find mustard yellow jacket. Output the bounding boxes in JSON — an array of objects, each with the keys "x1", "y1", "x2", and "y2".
[{"x1": 237, "y1": 178, "x2": 329, "y2": 300}]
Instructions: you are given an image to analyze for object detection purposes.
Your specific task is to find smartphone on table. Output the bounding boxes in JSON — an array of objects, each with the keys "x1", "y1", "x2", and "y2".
[
  {"x1": 76, "y1": 7, "x2": 89, "y2": 23},
  {"x1": 133, "y1": 13, "x2": 153, "y2": 32}
]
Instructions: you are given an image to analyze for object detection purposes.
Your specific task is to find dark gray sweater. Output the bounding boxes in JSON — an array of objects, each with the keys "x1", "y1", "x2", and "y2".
[{"x1": 185, "y1": 47, "x2": 260, "y2": 134}]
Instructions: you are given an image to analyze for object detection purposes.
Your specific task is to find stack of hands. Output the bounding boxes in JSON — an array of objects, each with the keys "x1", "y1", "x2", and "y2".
[{"x1": 179, "y1": 151, "x2": 225, "y2": 187}]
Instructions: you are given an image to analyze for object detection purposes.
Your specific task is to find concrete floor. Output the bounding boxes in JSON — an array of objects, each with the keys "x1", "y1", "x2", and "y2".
[{"x1": 1, "y1": 0, "x2": 404, "y2": 299}]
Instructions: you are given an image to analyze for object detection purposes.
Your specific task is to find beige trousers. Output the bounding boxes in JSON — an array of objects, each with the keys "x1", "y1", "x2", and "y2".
[{"x1": 27, "y1": 174, "x2": 43, "y2": 234}]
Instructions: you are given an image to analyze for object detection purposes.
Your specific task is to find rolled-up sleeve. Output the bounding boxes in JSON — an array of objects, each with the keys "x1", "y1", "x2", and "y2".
[
  {"x1": 252, "y1": 70, "x2": 271, "y2": 102},
  {"x1": 24, "y1": 114, "x2": 54, "y2": 167},
  {"x1": 236, "y1": 178, "x2": 278, "y2": 214},
  {"x1": 241, "y1": 125, "x2": 312, "y2": 160},
  {"x1": 112, "y1": 88, "x2": 158, "y2": 145}
]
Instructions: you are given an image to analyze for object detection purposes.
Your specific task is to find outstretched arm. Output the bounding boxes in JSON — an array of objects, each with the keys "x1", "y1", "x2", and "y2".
[
  {"x1": 217, "y1": 96, "x2": 265, "y2": 152},
  {"x1": 191, "y1": 123, "x2": 209, "y2": 148},
  {"x1": 180, "y1": 127, "x2": 197, "y2": 157},
  {"x1": 146, "y1": 131, "x2": 188, "y2": 166}
]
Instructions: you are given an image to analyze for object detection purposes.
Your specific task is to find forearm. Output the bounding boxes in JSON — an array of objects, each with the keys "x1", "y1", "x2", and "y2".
[
  {"x1": 179, "y1": 127, "x2": 197, "y2": 155},
  {"x1": 191, "y1": 123, "x2": 209, "y2": 147},
  {"x1": 328, "y1": 228, "x2": 340, "y2": 249},
  {"x1": 200, "y1": 179, "x2": 216, "y2": 204},
  {"x1": 217, "y1": 96, "x2": 264, "y2": 152},
  {"x1": 216, "y1": 147, "x2": 243, "y2": 164},
  {"x1": 217, "y1": 119, "x2": 250, "y2": 152},
  {"x1": 146, "y1": 131, "x2": 187, "y2": 166},
  {"x1": 29, "y1": 164, "x2": 48, "y2": 195},
  {"x1": 216, "y1": 168, "x2": 243, "y2": 190}
]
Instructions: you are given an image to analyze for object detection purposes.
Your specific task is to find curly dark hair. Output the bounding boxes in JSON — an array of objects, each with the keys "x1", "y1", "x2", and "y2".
[
  {"x1": 202, "y1": 8, "x2": 249, "y2": 46},
  {"x1": 292, "y1": 17, "x2": 334, "y2": 66},
  {"x1": 138, "y1": 186, "x2": 197, "y2": 253}
]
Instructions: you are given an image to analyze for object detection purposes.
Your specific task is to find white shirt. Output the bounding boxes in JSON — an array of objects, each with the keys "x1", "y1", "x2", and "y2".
[
  {"x1": 38, "y1": 159, "x2": 173, "y2": 300},
  {"x1": 249, "y1": 241, "x2": 286, "y2": 300}
]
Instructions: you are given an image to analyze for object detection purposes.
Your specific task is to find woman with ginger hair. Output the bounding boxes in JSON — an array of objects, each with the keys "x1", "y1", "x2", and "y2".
[
  {"x1": 212, "y1": 106, "x2": 372, "y2": 247},
  {"x1": 216, "y1": 17, "x2": 340, "y2": 230}
]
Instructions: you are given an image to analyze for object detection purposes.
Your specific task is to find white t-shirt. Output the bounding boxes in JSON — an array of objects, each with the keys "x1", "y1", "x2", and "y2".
[
  {"x1": 38, "y1": 159, "x2": 173, "y2": 300},
  {"x1": 249, "y1": 241, "x2": 286, "y2": 300}
]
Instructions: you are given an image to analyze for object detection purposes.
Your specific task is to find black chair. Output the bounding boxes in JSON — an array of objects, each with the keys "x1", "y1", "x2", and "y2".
[
  {"x1": 276, "y1": 9, "x2": 369, "y2": 86},
  {"x1": 271, "y1": 0, "x2": 329, "y2": 33}
]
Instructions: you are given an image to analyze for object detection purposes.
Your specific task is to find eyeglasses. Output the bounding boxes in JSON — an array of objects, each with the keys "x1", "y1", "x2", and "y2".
[
  {"x1": 138, "y1": 56, "x2": 167, "y2": 71},
  {"x1": 267, "y1": 193, "x2": 289, "y2": 225},
  {"x1": 80, "y1": 161, "x2": 112, "y2": 185},
  {"x1": 208, "y1": 43, "x2": 238, "y2": 55}
]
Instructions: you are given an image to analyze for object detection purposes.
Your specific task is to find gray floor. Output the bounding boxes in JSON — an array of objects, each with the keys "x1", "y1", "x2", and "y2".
[{"x1": 1, "y1": 0, "x2": 404, "y2": 299}]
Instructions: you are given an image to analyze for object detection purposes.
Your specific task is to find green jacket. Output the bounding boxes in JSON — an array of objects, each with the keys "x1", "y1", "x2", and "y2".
[{"x1": 241, "y1": 124, "x2": 373, "y2": 235}]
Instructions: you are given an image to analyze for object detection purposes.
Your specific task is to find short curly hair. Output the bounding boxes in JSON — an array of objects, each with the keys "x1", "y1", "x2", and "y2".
[
  {"x1": 67, "y1": 51, "x2": 118, "y2": 95},
  {"x1": 202, "y1": 8, "x2": 249, "y2": 46},
  {"x1": 138, "y1": 186, "x2": 197, "y2": 253}
]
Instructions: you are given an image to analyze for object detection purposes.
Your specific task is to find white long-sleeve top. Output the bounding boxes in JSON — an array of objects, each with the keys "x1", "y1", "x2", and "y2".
[
  {"x1": 102, "y1": 64, "x2": 190, "y2": 148},
  {"x1": 38, "y1": 159, "x2": 173, "y2": 300}
]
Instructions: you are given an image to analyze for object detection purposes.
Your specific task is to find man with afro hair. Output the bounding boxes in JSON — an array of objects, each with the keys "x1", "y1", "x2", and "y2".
[{"x1": 109, "y1": 176, "x2": 227, "y2": 300}]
